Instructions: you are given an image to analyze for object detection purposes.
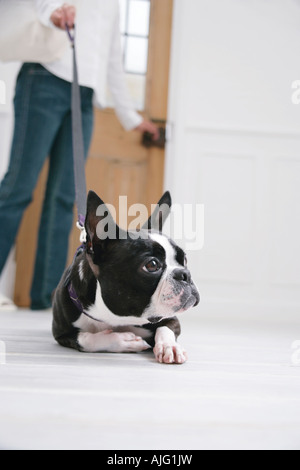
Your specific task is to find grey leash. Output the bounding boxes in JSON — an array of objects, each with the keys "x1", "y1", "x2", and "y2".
[{"x1": 66, "y1": 25, "x2": 87, "y2": 238}]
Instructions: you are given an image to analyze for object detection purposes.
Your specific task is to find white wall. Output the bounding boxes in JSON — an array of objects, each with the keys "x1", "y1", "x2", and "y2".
[
  {"x1": 166, "y1": 0, "x2": 300, "y2": 315},
  {"x1": 0, "y1": 62, "x2": 20, "y2": 298}
]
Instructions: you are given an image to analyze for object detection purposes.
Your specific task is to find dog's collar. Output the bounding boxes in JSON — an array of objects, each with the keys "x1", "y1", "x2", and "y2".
[{"x1": 68, "y1": 282, "x2": 103, "y2": 323}]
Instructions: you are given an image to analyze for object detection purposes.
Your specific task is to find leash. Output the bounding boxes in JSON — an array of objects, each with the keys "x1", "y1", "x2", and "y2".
[
  {"x1": 68, "y1": 281, "x2": 104, "y2": 323},
  {"x1": 65, "y1": 25, "x2": 103, "y2": 322},
  {"x1": 66, "y1": 241, "x2": 104, "y2": 323},
  {"x1": 66, "y1": 24, "x2": 87, "y2": 243}
]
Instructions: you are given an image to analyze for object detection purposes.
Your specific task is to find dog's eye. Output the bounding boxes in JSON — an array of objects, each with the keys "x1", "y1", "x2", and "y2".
[
  {"x1": 184, "y1": 255, "x2": 188, "y2": 268},
  {"x1": 143, "y1": 259, "x2": 162, "y2": 273}
]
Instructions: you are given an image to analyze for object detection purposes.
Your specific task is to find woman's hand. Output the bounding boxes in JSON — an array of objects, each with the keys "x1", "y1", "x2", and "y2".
[
  {"x1": 135, "y1": 120, "x2": 160, "y2": 141},
  {"x1": 50, "y1": 3, "x2": 76, "y2": 30}
]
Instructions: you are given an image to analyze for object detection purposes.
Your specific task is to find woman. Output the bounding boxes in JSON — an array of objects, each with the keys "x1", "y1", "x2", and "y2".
[{"x1": 0, "y1": 0, "x2": 158, "y2": 310}]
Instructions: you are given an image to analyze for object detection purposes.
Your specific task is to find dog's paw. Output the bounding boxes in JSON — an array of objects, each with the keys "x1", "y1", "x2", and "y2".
[
  {"x1": 153, "y1": 342, "x2": 188, "y2": 364},
  {"x1": 106, "y1": 331, "x2": 151, "y2": 353}
]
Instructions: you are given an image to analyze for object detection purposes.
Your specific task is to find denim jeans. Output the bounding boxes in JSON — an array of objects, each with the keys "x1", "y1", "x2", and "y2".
[{"x1": 0, "y1": 64, "x2": 94, "y2": 309}]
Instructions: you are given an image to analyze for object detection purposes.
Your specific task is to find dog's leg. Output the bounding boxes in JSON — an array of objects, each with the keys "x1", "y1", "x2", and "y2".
[
  {"x1": 153, "y1": 326, "x2": 187, "y2": 364},
  {"x1": 78, "y1": 330, "x2": 151, "y2": 353}
]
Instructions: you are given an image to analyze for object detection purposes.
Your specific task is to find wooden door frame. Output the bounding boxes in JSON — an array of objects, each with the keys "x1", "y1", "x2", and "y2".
[{"x1": 145, "y1": 0, "x2": 174, "y2": 206}]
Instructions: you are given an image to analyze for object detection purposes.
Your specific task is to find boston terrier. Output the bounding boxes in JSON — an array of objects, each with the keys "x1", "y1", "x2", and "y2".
[{"x1": 52, "y1": 191, "x2": 200, "y2": 364}]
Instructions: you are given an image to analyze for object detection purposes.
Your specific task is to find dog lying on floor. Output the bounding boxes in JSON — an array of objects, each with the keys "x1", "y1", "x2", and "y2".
[{"x1": 52, "y1": 191, "x2": 200, "y2": 364}]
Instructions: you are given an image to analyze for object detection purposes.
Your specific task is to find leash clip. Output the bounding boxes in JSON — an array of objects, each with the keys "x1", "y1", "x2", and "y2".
[{"x1": 76, "y1": 221, "x2": 87, "y2": 243}]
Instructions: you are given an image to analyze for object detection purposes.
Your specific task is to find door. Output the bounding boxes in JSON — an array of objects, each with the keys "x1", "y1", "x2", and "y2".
[
  {"x1": 14, "y1": 0, "x2": 173, "y2": 307},
  {"x1": 165, "y1": 0, "x2": 300, "y2": 316}
]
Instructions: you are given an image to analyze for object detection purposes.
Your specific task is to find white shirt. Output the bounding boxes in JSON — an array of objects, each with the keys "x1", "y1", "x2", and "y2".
[{"x1": 35, "y1": 0, "x2": 143, "y2": 131}]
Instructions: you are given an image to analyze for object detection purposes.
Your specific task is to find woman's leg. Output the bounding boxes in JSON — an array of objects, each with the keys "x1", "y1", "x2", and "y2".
[
  {"x1": 0, "y1": 64, "x2": 67, "y2": 275},
  {"x1": 30, "y1": 86, "x2": 94, "y2": 309}
]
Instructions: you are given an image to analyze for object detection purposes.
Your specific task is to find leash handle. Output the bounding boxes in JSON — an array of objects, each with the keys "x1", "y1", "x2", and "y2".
[{"x1": 66, "y1": 24, "x2": 87, "y2": 233}]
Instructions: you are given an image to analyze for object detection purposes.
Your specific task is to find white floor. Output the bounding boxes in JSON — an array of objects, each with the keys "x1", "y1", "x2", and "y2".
[{"x1": 0, "y1": 307, "x2": 299, "y2": 450}]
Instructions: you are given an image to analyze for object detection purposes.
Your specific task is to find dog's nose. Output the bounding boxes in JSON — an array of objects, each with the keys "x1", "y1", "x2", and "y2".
[{"x1": 172, "y1": 268, "x2": 191, "y2": 283}]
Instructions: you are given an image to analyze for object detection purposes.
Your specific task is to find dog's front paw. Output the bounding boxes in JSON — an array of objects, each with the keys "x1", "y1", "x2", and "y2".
[
  {"x1": 153, "y1": 342, "x2": 187, "y2": 364},
  {"x1": 107, "y1": 331, "x2": 151, "y2": 353}
]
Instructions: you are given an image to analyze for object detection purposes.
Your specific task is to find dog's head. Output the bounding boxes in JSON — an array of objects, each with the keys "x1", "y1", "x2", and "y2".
[{"x1": 85, "y1": 191, "x2": 200, "y2": 324}]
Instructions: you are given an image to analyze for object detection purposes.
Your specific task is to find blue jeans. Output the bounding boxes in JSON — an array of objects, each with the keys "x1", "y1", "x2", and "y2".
[{"x1": 0, "y1": 64, "x2": 94, "y2": 309}]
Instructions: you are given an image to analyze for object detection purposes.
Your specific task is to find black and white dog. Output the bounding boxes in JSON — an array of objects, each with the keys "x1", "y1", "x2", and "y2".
[{"x1": 52, "y1": 191, "x2": 200, "y2": 364}]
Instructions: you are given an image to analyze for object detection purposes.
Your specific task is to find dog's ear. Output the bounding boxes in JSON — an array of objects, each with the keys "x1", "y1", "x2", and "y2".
[
  {"x1": 142, "y1": 191, "x2": 172, "y2": 232},
  {"x1": 85, "y1": 191, "x2": 126, "y2": 247}
]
